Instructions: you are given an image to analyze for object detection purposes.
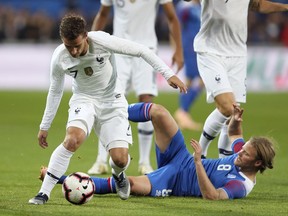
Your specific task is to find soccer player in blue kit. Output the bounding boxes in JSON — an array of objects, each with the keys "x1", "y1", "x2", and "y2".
[{"x1": 39, "y1": 102, "x2": 275, "y2": 199}]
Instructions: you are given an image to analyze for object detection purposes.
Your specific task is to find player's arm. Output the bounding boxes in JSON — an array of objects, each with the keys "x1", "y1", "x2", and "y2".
[
  {"x1": 91, "y1": 5, "x2": 111, "y2": 31},
  {"x1": 162, "y1": 2, "x2": 184, "y2": 72},
  {"x1": 249, "y1": 0, "x2": 288, "y2": 13},
  {"x1": 94, "y1": 32, "x2": 187, "y2": 93},
  {"x1": 38, "y1": 57, "x2": 65, "y2": 148},
  {"x1": 190, "y1": 139, "x2": 229, "y2": 200},
  {"x1": 228, "y1": 104, "x2": 244, "y2": 144}
]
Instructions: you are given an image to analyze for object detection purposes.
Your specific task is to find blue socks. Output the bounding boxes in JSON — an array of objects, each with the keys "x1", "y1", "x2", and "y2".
[
  {"x1": 180, "y1": 86, "x2": 201, "y2": 112},
  {"x1": 59, "y1": 176, "x2": 116, "y2": 194},
  {"x1": 128, "y1": 103, "x2": 153, "y2": 122},
  {"x1": 92, "y1": 177, "x2": 116, "y2": 194}
]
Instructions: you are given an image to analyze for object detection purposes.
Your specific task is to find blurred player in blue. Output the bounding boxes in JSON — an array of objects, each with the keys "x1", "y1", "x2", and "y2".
[
  {"x1": 174, "y1": 0, "x2": 204, "y2": 131},
  {"x1": 39, "y1": 102, "x2": 276, "y2": 199}
]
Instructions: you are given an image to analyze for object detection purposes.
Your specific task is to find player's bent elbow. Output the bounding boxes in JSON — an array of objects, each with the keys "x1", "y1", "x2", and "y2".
[
  {"x1": 202, "y1": 189, "x2": 228, "y2": 200},
  {"x1": 202, "y1": 193, "x2": 219, "y2": 200}
]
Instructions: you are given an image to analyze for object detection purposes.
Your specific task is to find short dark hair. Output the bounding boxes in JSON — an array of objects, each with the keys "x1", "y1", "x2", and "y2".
[{"x1": 59, "y1": 14, "x2": 87, "y2": 40}]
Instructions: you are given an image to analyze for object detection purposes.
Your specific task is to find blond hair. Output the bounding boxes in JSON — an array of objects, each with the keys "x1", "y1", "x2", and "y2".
[{"x1": 250, "y1": 136, "x2": 276, "y2": 174}]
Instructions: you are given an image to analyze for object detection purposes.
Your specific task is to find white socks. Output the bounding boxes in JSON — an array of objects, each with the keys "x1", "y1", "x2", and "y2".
[
  {"x1": 96, "y1": 140, "x2": 108, "y2": 163},
  {"x1": 199, "y1": 108, "x2": 229, "y2": 157},
  {"x1": 109, "y1": 155, "x2": 131, "y2": 177},
  {"x1": 40, "y1": 144, "x2": 74, "y2": 197},
  {"x1": 218, "y1": 124, "x2": 233, "y2": 158},
  {"x1": 138, "y1": 121, "x2": 154, "y2": 165}
]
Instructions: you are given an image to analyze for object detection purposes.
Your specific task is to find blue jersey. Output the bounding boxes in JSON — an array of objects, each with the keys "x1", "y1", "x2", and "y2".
[
  {"x1": 176, "y1": 1, "x2": 201, "y2": 79},
  {"x1": 176, "y1": 1, "x2": 201, "y2": 47},
  {"x1": 147, "y1": 130, "x2": 255, "y2": 199}
]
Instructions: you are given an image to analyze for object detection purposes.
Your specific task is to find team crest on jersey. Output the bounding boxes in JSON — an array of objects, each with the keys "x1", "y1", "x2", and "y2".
[
  {"x1": 75, "y1": 107, "x2": 81, "y2": 114},
  {"x1": 227, "y1": 174, "x2": 236, "y2": 179},
  {"x1": 215, "y1": 74, "x2": 221, "y2": 83},
  {"x1": 96, "y1": 56, "x2": 104, "y2": 64},
  {"x1": 84, "y1": 67, "x2": 93, "y2": 76}
]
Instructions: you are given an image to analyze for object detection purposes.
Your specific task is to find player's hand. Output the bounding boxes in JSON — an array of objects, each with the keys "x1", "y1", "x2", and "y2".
[
  {"x1": 167, "y1": 75, "x2": 187, "y2": 93},
  {"x1": 190, "y1": 139, "x2": 202, "y2": 163},
  {"x1": 38, "y1": 130, "x2": 49, "y2": 149},
  {"x1": 232, "y1": 104, "x2": 244, "y2": 122},
  {"x1": 171, "y1": 50, "x2": 184, "y2": 73}
]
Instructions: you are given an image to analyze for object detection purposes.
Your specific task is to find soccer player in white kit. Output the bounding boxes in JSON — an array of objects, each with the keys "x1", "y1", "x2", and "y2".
[
  {"x1": 191, "y1": 0, "x2": 288, "y2": 158},
  {"x1": 87, "y1": 0, "x2": 184, "y2": 175},
  {"x1": 28, "y1": 14, "x2": 187, "y2": 205}
]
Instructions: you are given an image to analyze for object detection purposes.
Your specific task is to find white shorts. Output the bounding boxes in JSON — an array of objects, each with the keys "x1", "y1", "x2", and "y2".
[
  {"x1": 197, "y1": 52, "x2": 247, "y2": 103},
  {"x1": 115, "y1": 54, "x2": 158, "y2": 97},
  {"x1": 66, "y1": 94, "x2": 133, "y2": 151}
]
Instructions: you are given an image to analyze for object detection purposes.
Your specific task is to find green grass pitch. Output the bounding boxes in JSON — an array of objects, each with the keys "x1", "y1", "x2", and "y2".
[{"x1": 0, "y1": 91, "x2": 287, "y2": 216}]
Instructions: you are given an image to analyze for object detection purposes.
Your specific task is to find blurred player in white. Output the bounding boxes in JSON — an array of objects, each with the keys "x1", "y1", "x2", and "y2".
[
  {"x1": 88, "y1": 0, "x2": 184, "y2": 175},
  {"x1": 190, "y1": 0, "x2": 288, "y2": 158},
  {"x1": 28, "y1": 14, "x2": 186, "y2": 205}
]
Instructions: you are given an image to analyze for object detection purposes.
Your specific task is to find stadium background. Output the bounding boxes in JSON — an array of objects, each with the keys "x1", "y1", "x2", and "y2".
[
  {"x1": 1, "y1": 0, "x2": 288, "y2": 91},
  {"x1": 0, "y1": 1, "x2": 288, "y2": 216}
]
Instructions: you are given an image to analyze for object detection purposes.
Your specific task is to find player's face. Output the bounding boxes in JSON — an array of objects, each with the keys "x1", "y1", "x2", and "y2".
[
  {"x1": 62, "y1": 33, "x2": 88, "y2": 58},
  {"x1": 234, "y1": 141, "x2": 260, "y2": 170}
]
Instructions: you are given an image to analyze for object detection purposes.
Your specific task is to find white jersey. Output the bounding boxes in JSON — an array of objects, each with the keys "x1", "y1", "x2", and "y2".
[
  {"x1": 40, "y1": 31, "x2": 174, "y2": 130},
  {"x1": 194, "y1": 0, "x2": 250, "y2": 57},
  {"x1": 101, "y1": 0, "x2": 171, "y2": 49}
]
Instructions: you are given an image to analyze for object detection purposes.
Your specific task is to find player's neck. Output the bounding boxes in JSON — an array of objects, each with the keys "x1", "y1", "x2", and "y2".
[
  {"x1": 241, "y1": 170, "x2": 257, "y2": 182},
  {"x1": 81, "y1": 40, "x2": 89, "y2": 56}
]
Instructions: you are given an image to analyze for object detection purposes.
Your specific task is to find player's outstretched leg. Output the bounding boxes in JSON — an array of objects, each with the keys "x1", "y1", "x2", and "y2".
[{"x1": 109, "y1": 148, "x2": 131, "y2": 200}]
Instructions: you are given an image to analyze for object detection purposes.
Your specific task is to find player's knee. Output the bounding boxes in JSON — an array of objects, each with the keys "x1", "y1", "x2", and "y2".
[
  {"x1": 217, "y1": 103, "x2": 234, "y2": 117},
  {"x1": 63, "y1": 134, "x2": 85, "y2": 152},
  {"x1": 150, "y1": 104, "x2": 170, "y2": 120},
  {"x1": 109, "y1": 146, "x2": 130, "y2": 168},
  {"x1": 109, "y1": 152, "x2": 130, "y2": 172},
  {"x1": 111, "y1": 156, "x2": 127, "y2": 168}
]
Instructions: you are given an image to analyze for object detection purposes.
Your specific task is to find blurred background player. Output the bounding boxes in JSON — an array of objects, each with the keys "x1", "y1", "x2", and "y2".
[
  {"x1": 192, "y1": 0, "x2": 288, "y2": 158},
  {"x1": 174, "y1": 0, "x2": 203, "y2": 131},
  {"x1": 87, "y1": 0, "x2": 184, "y2": 175}
]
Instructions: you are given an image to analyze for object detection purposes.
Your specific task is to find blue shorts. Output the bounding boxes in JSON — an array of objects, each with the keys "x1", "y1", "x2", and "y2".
[
  {"x1": 147, "y1": 130, "x2": 191, "y2": 197},
  {"x1": 183, "y1": 45, "x2": 199, "y2": 80}
]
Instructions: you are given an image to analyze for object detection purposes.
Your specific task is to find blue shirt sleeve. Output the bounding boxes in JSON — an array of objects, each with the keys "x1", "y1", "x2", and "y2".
[
  {"x1": 231, "y1": 138, "x2": 245, "y2": 153},
  {"x1": 222, "y1": 180, "x2": 247, "y2": 199}
]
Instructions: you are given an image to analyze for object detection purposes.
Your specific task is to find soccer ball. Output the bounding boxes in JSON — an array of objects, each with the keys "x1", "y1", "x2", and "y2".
[{"x1": 62, "y1": 172, "x2": 95, "y2": 205}]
